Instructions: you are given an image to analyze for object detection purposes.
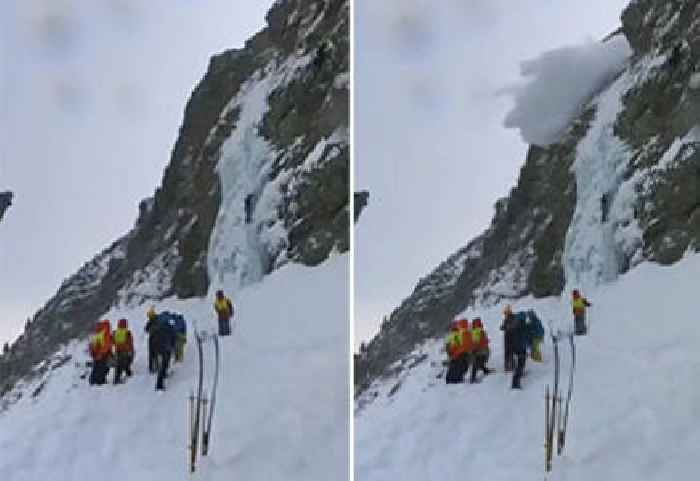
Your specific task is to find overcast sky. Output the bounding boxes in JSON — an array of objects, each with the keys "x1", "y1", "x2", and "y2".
[
  {"x1": 354, "y1": 0, "x2": 629, "y2": 349},
  {"x1": 0, "y1": 0, "x2": 272, "y2": 346}
]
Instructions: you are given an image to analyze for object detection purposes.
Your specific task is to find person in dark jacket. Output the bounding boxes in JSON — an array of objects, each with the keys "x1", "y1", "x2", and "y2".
[
  {"x1": 500, "y1": 305, "x2": 516, "y2": 372},
  {"x1": 149, "y1": 311, "x2": 177, "y2": 391},
  {"x1": 145, "y1": 307, "x2": 159, "y2": 373},
  {"x1": 502, "y1": 308, "x2": 529, "y2": 389}
]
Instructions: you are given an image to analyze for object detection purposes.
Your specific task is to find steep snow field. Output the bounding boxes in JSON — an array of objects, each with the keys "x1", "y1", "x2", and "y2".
[
  {"x1": 0, "y1": 254, "x2": 349, "y2": 481},
  {"x1": 356, "y1": 253, "x2": 700, "y2": 481}
]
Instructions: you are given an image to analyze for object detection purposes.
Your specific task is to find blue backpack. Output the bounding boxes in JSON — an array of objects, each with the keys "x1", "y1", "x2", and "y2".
[
  {"x1": 161, "y1": 311, "x2": 186, "y2": 335},
  {"x1": 526, "y1": 310, "x2": 545, "y2": 338}
]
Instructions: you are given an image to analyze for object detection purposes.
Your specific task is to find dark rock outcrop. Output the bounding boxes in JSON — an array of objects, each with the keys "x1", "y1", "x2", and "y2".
[{"x1": 0, "y1": 192, "x2": 12, "y2": 223}]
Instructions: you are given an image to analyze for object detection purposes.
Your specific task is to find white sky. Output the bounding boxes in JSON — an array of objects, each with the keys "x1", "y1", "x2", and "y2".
[
  {"x1": 354, "y1": 0, "x2": 630, "y2": 349},
  {"x1": 0, "y1": 0, "x2": 273, "y2": 346}
]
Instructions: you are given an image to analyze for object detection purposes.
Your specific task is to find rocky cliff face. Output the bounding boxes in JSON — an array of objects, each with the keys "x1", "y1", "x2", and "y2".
[
  {"x1": 0, "y1": 192, "x2": 11, "y2": 223},
  {"x1": 0, "y1": 0, "x2": 349, "y2": 398},
  {"x1": 356, "y1": 0, "x2": 700, "y2": 393}
]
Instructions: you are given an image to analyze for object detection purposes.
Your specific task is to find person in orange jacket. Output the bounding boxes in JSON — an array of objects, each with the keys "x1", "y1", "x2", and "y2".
[
  {"x1": 445, "y1": 319, "x2": 473, "y2": 383},
  {"x1": 469, "y1": 317, "x2": 493, "y2": 383},
  {"x1": 112, "y1": 318, "x2": 134, "y2": 384},
  {"x1": 572, "y1": 289, "x2": 592, "y2": 335},
  {"x1": 89, "y1": 320, "x2": 113, "y2": 385}
]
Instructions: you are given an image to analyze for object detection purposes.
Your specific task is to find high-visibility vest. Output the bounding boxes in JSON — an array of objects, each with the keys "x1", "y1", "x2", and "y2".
[
  {"x1": 90, "y1": 331, "x2": 107, "y2": 359},
  {"x1": 471, "y1": 327, "x2": 482, "y2": 345},
  {"x1": 91, "y1": 331, "x2": 104, "y2": 350},
  {"x1": 113, "y1": 328, "x2": 129, "y2": 347},
  {"x1": 446, "y1": 330, "x2": 462, "y2": 358},
  {"x1": 214, "y1": 298, "x2": 231, "y2": 315},
  {"x1": 447, "y1": 330, "x2": 462, "y2": 348},
  {"x1": 572, "y1": 298, "x2": 586, "y2": 315}
]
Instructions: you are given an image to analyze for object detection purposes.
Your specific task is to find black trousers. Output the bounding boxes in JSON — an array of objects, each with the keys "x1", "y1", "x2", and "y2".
[
  {"x1": 218, "y1": 317, "x2": 231, "y2": 336},
  {"x1": 470, "y1": 352, "x2": 490, "y2": 382},
  {"x1": 148, "y1": 336, "x2": 158, "y2": 373},
  {"x1": 89, "y1": 359, "x2": 110, "y2": 385},
  {"x1": 504, "y1": 333, "x2": 514, "y2": 371},
  {"x1": 512, "y1": 351, "x2": 526, "y2": 388},
  {"x1": 574, "y1": 314, "x2": 587, "y2": 335},
  {"x1": 155, "y1": 350, "x2": 171, "y2": 390},
  {"x1": 113, "y1": 352, "x2": 133, "y2": 384},
  {"x1": 445, "y1": 353, "x2": 471, "y2": 383}
]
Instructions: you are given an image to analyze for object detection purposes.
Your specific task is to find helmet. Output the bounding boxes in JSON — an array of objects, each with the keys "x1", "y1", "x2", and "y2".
[
  {"x1": 216, "y1": 290, "x2": 224, "y2": 298},
  {"x1": 147, "y1": 307, "x2": 157, "y2": 320},
  {"x1": 472, "y1": 318, "x2": 482, "y2": 328},
  {"x1": 457, "y1": 319, "x2": 469, "y2": 330},
  {"x1": 503, "y1": 305, "x2": 513, "y2": 316},
  {"x1": 118, "y1": 318, "x2": 128, "y2": 329},
  {"x1": 572, "y1": 289, "x2": 580, "y2": 298}
]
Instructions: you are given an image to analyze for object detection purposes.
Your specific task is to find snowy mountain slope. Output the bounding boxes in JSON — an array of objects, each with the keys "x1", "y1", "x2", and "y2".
[
  {"x1": 1, "y1": 0, "x2": 348, "y2": 400},
  {"x1": 357, "y1": 0, "x2": 700, "y2": 478},
  {"x1": 356, "y1": 254, "x2": 700, "y2": 481},
  {"x1": 0, "y1": 254, "x2": 348, "y2": 481},
  {"x1": 355, "y1": 0, "x2": 700, "y2": 392},
  {"x1": 0, "y1": 1, "x2": 349, "y2": 479}
]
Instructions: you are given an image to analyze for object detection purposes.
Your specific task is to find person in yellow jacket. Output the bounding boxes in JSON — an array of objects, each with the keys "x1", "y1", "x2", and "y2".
[
  {"x1": 572, "y1": 289, "x2": 592, "y2": 335},
  {"x1": 214, "y1": 290, "x2": 234, "y2": 336}
]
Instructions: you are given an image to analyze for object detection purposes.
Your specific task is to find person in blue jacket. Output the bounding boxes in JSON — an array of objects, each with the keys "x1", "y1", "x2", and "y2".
[
  {"x1": 171, "y1": 313, "x2": 187, "y2": 362},
  {"x1": 524, "y1": 310, "x2": 545, "y2": 362}
]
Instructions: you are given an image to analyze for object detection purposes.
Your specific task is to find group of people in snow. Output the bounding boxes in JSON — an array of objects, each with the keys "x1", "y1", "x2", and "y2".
[
  {"x1": 445, "y1": 289, "x2": 591, "y2": 389},
  {"x1": 88, "y1": 318, "x2": 135, "y2": 386},
  {"x1": 88, "y1": 290, "x2": 235, "y2": 391}
]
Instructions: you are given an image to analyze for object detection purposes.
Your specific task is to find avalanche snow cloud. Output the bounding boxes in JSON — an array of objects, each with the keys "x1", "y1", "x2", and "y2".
[{"x1": 502, "y1": 36, "x2": 631, "y2": 146}]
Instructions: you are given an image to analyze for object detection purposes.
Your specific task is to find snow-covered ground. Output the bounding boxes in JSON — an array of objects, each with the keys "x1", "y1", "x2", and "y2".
[
  {"x1": 0, "y1": 254, "x2": 349, "y2": 481},
  {"x1": 356, "y1": 252, "x2": 700, "y2": 481}
]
